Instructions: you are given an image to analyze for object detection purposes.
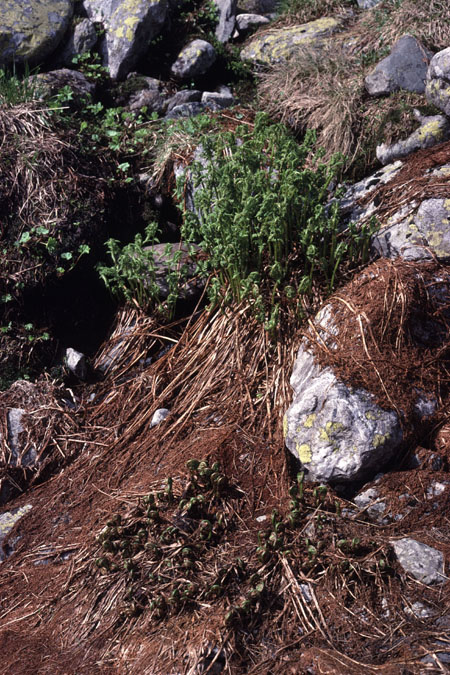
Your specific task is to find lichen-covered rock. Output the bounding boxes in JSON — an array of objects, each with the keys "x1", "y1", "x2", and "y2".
[
  {"x1": 171, "y1": 39, "x2": 217, "y2": 79},
  {"x1": 235, "y1": 13, "x2": 270, "y2": 34},
  {"x1": 425, "y1": 47, "x2": 450, "y2": 116},
  {"x1": 373, "y1": 198, "x2": 450, "y2": 262},
  {"x1": 0, "y1": 0, "x2": 73, "y2": 66},
  {"x1": 284, "y1": 312, "x2": 402, "y2": 485},
  {"x1": 0, "y1": 505, "x2": 32, "y2": 561},
  {"x1": 365, "y1": 35, "x2": 432, "y2": 96},
  {"x1": 85, "y1": 0, "x2": 168, "y2": 79},
  {"x1": 376, "y1": 113, "x2": 450, "y2": 165},
  {"x1": 240, "y1": 17, "x2": 342, "y2": 66},
  {"x1": 391, "y1": 538, "x2": 445, "y2": 585},
  {"x1": 58, "y1": 17, "x2": 97, "y2": 66},
  {"x1": 214, "y1": 0, "x2": 236, "y2": 43}
]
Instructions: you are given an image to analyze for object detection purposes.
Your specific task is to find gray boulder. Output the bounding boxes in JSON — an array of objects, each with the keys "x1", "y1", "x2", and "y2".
[
  {"x1": 166, "y1": 89, "x2": 202, "y2": 112},
  {"x1": 201, "y1": 88, "x2": 235, "y2": 108},
  {"x1": 171, "y1": 40, "x2": 217, "y2": 79},
  {"x1": 144, "y1": 242, "x2": 204, "y2": 301},
  {"x1": 235, "y1": 13, "x2": 270, "y2": 34},
  {"x1": 391, "y1": 538, "x2": 445, "y2": 585},
  {"x1": 0, "y1": 0, "x2": 73, "y2": 66},
  {"x1": 84, "y1": 0, "x2": 167, "y2": 79},
  {"x1": 284, "y1": 308, "x2": 403, "y2": 485},
  {"x1": 214, "y1": 0, "x2": 237, "y2": 42},
  {"x1": 426, "y1": 47, "x2": 450, "y2": 116},
  {"x1": 376, "y1": 111, "x2": 450, "y2": 165},
  {"x1": 58, "y1": 17, "x2": 97, "y2": 66},
  {"x1": 241, "y1": 17, "x2": 342, "y2": 65},
  {"x1": 165, "y1": 102, "x2": 208, "y2": 119},
  {"x1": 365, "y1": 35, "x2": 432, "y2": 96},
  {"x1": 372, "y1": 198, "x2": 450, "y2": 262}
]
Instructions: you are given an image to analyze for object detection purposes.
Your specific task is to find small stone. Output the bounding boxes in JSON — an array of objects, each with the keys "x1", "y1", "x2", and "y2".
[
  {"x1": 150, "y1": 408, "x2": 170, "y2": 428},
  {"x1": 165, "y1": 102, "x2": 208, "y2": 119},
  {"x1": 166, "y1": 89, "x2": 202, "y2": 112},
  {"x1": 391, "y1": 538, "x2": 445, "y2": 585},
  {"x1": 235, "y1": 13, "x2": 270, "y2": 33},
  {"x1": 201, "y1": 89, "x2": 235, "y2": 108},
  {"x1": 170, "y1": 40, "x2": 217, "y2": 80},
  {"x1": 66, "y1": 348, "x2": 88, "y2": 381},
  {"x1": 365, "y1": 35, "x2": 432, "y2": 96},
  {"x1": 404, "y1": 600, "x2": 435, "y2": 619},
  {"x1": 0, "y1": 505, "x2": 32, "y2": 561}
]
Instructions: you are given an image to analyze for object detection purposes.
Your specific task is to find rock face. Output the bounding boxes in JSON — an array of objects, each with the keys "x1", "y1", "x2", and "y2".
[
  {"x1": 365, "y1": 35, "x2": 432, "y2": 96},
  {"x1": 284, "y1": 310, "x2": 403, "y2": 485},
  {"x1": 171, "y1": 39, "x2": 217, "y2": 79},
  {"x1": 373, "y1": 198, "x2": 450, "y2": 262},
  {"x1": 58, "y1": 17, "x2": 97, "y2": 66},
  {"x1": 425, "y1": 47, "x2": 450, "y2": 116},
  {"x1": 84, "y1": 0, "x2": 168, "y2": 80},
  {"x1": 214, "y1": 0, "x2": 237, "y2": 43},
  {"x1": 376, "y1": 113, "x2": 450, "y2": 165},
  {"x1": 392, "y1": 538, "x2": 445, "y2": 585},
  {"x1": 240, "y1": 17, "x2": 342, "y2": 65},
  {"x1": 0, "y1": 0, "x2": 73, "y2": 66}
]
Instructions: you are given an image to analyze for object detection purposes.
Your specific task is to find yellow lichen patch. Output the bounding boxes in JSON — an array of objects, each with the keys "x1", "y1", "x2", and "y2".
[
  {"x1": 418, "y1": 119, "x2": 445, "y2": 142},
  {"x1": 365, "y1": 411, "x2": 377, "y2": 420},
  {"x1": 296, "y1": 443, "x2": 312, "y2": 463},
  {"x1": 304, "y1": 413, "x2": 316, "y2": 428},
  {"x1": 0, "y1": 504, "x2": 32, "y2": 538},
  {"x1": 372, "y1": 433, "x2": 390, "y2": 448}
]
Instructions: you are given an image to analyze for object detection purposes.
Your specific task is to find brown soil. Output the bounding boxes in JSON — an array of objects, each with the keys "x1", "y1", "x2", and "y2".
[{"x1": 0, "y1": 302, "x2": 448, "y2": 674}]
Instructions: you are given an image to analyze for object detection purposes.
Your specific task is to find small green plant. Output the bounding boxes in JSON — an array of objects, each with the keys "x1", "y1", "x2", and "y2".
[{"x1": 0, "y1": 64, "x2": 42, "y2": 105}]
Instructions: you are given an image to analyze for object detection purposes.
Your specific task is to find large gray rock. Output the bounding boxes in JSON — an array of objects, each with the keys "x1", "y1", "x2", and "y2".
[
  {"x1": 284, "y1": 308, "x2": 403, "y2": 485},
  {"x1": 214, "y1": 0, "x2": 236, "y2": 42},
  {"x1": 391, "y1": 538, "x2": 445, "y2": 585},
  {"x1": 372, "y1": 198, "x2": 450, "y2": 262},
  {"x1": 58, "y1": 17, "x2": 97, "y2": 66},
  {"x1": 365, "y1": 35, "x2": 432, "y2": 96},
  {"x1": 0, "y1": 0, "x2": 73, "y2": 66},
  {"x1": 171, "y1": 40, "x2": 217, "y2": 79},
  {"x1": 376, "y1": 112, "x2": 450, "y2": 165},
  {"x1": 84, "y1": 0, "x2": 167, "y2": 79},
  {"x1": 426, "y1": 47, "x2": 450, "y2": 117},
  {"x1": 241, "y1": 17, "x2": 342, "y2": 65}
]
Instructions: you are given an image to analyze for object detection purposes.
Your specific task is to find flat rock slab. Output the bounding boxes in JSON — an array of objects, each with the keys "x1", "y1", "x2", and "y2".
[
  {"x1": 0, "y1": 0, "x2": 73, "y2": 65},
  {"x1": 392, "y1": 538, "x2": 445, "y2": 584},
  {"x1": 365, "y1": 34, "x2": 432, "y2": 96},
  {"x1": 240, "y1": 17, "x2": 342, "y2": 65}
]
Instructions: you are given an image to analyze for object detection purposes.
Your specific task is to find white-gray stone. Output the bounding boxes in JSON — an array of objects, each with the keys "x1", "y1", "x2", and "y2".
[
  {"x1": 337, "y1": 161, "x2": 403, "y2": 224},
  {"x1": 365, "y1": 35, "x2": 432, "y2": 96},
  {"x1": 166, "y1": 89, "x2": 202, "y2": 112},
  {"x1": 391, "y1": 538, "x2": 445, "y2": 585},
  {"x1": 6, "y1": 408, "x2": 36, "y2": 468},
  {"x1": 201, "y1": 89, "x2": 235, "y2": 108},
  {"x1": 235, "y1": 12, "x2": 269, "y2": 33},
  {"x1": 150, "y1": 408, "x2": 170, "y2": 427},
  {"x1": 66, "y1": 347, "x2": 88, "y2": 380},
  {"x1": 214, "y1": 0, "x2": 237, "y2": 42},
  {"x1": 426, "y1": 47, "x2": 450, "y2": 117},
  {"x1": 354, "y1": 487, "x2": 387, "y2": 520},
  {"x1": 404, "y1": 600, "x2": 435, "y2": 619},
  {"x1": 171, "y1": 40, "x2": 217, "y2": 79},
  {"x1": 284, "y1": 310, "x2": 403, "y2": 485}
]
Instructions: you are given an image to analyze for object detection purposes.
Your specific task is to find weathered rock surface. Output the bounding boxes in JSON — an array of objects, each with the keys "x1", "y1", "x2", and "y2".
[
  {"x1": 214, "y1": 0, "x2": 237, "y2": 42},
  {"x1": 425, "y1": 46, "x2": 450, "y2": 116},
  {"x1": 391, "y1": 538, "x2": 445, "y2": 585},
  {"x1": 166, "y1": 89, "x2": 202, "y2": 112},
  {"x1": 144, "y1": 242, "x2": 203, "y2": 300},
  {"x1": 84, "y1": 0, "x2": 167, "y2": 79},
  {"x1": 365, "y1": 35, "x2": 432, "y2": 96},
  {"x1": 372, "y1": 198, "x2": 450, "y2": 262},
  {"x1": 58, "y1": 17, "x2": 97, "y2": 66},
  {"x1": 0, "y1": 504, "x2": 32, "y2": 561},
  {"x1": 235, "y1": 13, "x2": 270, "y2": 34},
  {"x1": 66, "y1": 347, "x2": 88, "y2": 380},
  {"x1": 166, "y1": 101, "x2": 209, "y2": 119},
  {"x1": 240, "y1": 17, "x2": 342, "y2": 65},
  {"x1": 171, "y1": 39, "x2": 217, "y2": 79},
  {"x1": 0, "y1": 0, "x2": 73, "y2": 66},
  {"x1": 376, "y1": 112, "x2": 450, "y2": 165},
  {"x1": 284, "y1": 309, "x2": 403, "y2": 485},
  {"x1": 201, "y1": 88, "x2": 235, "y2": 108}
]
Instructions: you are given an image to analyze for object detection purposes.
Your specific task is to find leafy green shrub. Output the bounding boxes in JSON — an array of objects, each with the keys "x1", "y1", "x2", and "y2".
[{"x1": 178, "y1": 113, "x2": 369, "y2": 326}]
